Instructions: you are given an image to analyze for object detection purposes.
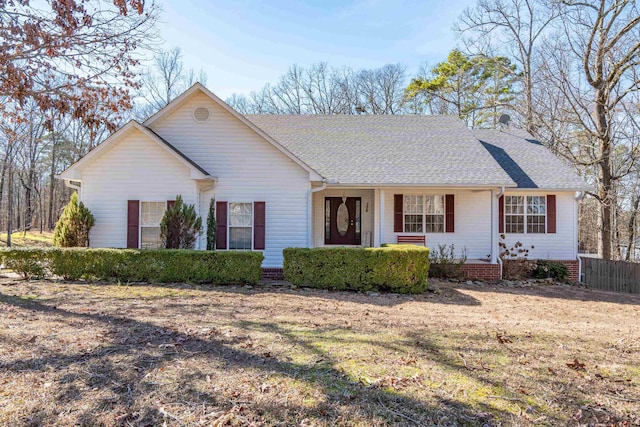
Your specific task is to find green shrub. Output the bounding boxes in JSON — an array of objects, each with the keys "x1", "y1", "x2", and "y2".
[
  {"x1": 1, "y1": 248, "x2": 263, "y2": 285},
  {"x1": 0, "y1": 248, "x2": 48, "y2": 279},
  {"x1": 161, "y1": 195, "x2": 203, "y2": 249},
  {"x1": 53, "y1": 192, "x2": 95, "y2": 247},
  {"x1": 283, "y1": 246, "x2": 430, "y2": 294},
  {"x1": 532, "y1": 260, "x2": 568, "y2": 281},
  {"x1": 206, "y1": 198, "x2": 216, "y2": 250}
]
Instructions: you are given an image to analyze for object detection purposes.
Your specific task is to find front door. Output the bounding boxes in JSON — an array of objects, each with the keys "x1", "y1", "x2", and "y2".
[{"x1": 325, "y1": 197, "x2": 361, "y2": 245}]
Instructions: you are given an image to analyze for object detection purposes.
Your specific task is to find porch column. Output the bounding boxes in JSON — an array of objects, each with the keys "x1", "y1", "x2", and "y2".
[
  {"x1": 491, "y1": 189, "x2": 498, "y2": 263},
  {"x1": 374, "y1": 188, "x2": 381, "y2": 247},
  {"x1": 379, "y1": 189, "x2": 386, "y2": 246}
]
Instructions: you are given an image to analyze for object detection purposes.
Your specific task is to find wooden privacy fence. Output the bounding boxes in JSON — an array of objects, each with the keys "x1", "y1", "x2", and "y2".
[{"x1": 581, "y1": 257, "x2": 640, "y2": 294}]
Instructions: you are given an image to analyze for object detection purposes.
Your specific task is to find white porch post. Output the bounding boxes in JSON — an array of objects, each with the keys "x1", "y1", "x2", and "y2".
[
  {"x1": 374, "y1": 188, "x2": 381, "y2": 247},
  {"x1": 307, "y1": 186, "x2": 313, "y2": 248},
  {"x1": 379, "y1": 189, "x2": 385, "y2": 247},
  {"x1": 490, "y1": 189, "x2": 498, "y2": 263}
]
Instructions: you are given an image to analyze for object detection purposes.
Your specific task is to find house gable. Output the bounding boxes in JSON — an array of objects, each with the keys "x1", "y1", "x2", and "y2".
[
  {"x1": 58, "y1": 121, "x2": 213, "y2": 182},
  {"x1": 144, "y1": 83, "x2": 323, "y2": 182},
  {"x1": 78, "y1": 126, "x2": 199, "y2": 249}
]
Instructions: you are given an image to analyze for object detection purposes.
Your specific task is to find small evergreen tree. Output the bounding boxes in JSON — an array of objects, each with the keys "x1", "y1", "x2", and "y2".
[
  {"x1": 160, "y1": 195, "x2": 203, "y2": 249},
  {"x1": 206, "y1": 198, "x2": 216, "y2": 250},
  {"x1": 53, "y1": 192, "x2": 95, "y2": 247}
]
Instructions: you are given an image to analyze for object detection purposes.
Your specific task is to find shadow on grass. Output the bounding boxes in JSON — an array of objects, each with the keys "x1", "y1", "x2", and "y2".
[
  {"x1": 458, "y1": 281, "x2": 640, "y2": 305},
  {"x1": 0, "y1": 291, "x2": 506, "y2": 426}
]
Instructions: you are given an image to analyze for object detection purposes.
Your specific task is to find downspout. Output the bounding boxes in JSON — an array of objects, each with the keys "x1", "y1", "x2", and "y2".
[
  {"x1": 308, "y1": 180, "x2": 327, "y2": 247},
  {"x1": 495, "y1": 187, "x2": 505, "y2": 279},
  {"x1": 575, "y1": 191, "x2": 586, "y2": 282}
]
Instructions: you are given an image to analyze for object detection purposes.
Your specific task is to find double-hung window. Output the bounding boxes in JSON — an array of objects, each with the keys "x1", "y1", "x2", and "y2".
[
  {"x1": 403, "y1": 195, "x2": 445, "y2": 233},
  {"x1": 229, "y1": 202, "x2": 253, "y2": 250},
  {"x1": 505, "y1": 195, "x2": 546, "y2": 234},
  {"x1": 140, "y1": 201, "x2": 165, "y2": 248}
]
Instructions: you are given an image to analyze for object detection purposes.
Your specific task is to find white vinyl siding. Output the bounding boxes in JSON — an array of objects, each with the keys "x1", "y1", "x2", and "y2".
[
  {"x1": 501, "y1": 192, "x2": 576, "y2": 259},
  {"x1": 384, "y1": 189, "x2": 492, "y2": 260},
  {"x1": 149, "y1": 92, "x2": 311, "y2": 267},
  {"x1": 79, "y1": 128, "x2": 195, "y2": 249}
]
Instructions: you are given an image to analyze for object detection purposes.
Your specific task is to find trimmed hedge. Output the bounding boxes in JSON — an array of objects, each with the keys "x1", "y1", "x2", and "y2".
[
  {"x1": 283, "y1": 245, "x2": 430, "y2": 294},
  {"x1": 0, "y1": 248, "x2": 263, "y2": 285}
]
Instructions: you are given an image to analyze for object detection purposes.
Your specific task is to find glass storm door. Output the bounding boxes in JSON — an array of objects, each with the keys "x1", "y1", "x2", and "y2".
[{"x1": 324, "y1": 197, "x2": 361, "y2": 245}]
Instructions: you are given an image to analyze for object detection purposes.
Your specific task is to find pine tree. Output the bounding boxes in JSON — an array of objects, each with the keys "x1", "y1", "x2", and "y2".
[
  {"x1": 53, "y1": 192, "x2": 95, "y2": 247},
  {"x1": 206, "y1": 198, "x2": 216, "y2": 250},
  {"x1": 160, "y1": 195, "x2": 203, "y2": 249}
]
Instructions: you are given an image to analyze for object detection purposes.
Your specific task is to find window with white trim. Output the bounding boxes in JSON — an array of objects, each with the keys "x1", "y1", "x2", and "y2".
[
  {"x1": 403, "y1": 195, "x2": 445, "y2": 233},
  {"x1": 505, "y1": 195, "x2": 546, "y2": 234},
  {"x1": 140, "y1": 201, "x2": 165, "y2": 249},
  {"x1": 229, "y1": 202, "x2": 252, "y2": 250}
]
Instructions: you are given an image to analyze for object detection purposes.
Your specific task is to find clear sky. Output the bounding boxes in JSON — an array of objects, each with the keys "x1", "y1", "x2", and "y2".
[{"x1": 158, "y1": 0, "x2": 475, "y2": 99}]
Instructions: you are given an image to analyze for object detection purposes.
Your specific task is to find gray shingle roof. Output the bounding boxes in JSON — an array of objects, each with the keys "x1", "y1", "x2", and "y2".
[
  {"x1": 475, "y1": 128, "x2": 589, "y2": 190},
  {"x1": 245, "y1": 114, "x2": 516, "y2": 187}
]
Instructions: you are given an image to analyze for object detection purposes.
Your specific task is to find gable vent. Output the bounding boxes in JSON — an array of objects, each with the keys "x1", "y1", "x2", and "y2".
[{"x1": 193, "y1": 107, "x2": 210, "y2": 123}]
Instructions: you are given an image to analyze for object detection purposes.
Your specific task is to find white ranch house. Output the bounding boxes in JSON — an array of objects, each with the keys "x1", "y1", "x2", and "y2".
[{"x1": 59, "y1": 83, "x2": 589, "y2": 281}]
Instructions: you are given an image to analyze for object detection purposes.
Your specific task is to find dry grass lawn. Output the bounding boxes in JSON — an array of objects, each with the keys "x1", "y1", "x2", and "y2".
[
  {"x1": 0, "y1": 231, "x2": 54, "y2": 248},
  {"x1": 0, "y1": 278, "x2": 639, "y2": 426}
]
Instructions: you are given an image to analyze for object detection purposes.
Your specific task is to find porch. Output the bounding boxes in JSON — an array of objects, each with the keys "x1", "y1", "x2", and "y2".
[{"x1": 308, "y1": 186, "x2": 503, "y2": 281}]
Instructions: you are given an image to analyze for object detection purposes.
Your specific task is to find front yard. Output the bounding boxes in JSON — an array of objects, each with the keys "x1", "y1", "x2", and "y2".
[{"x1": 0, "y1": 279, "x2": 639, "y2": 426}]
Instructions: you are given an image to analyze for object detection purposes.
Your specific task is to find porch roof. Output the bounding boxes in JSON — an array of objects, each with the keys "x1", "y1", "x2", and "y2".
[{"x1": 245, "y1": 115, "x2": 516, "y2": 187}]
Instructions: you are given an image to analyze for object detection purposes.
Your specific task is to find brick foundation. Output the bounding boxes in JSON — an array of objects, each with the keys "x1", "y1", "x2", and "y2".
[
  {"x1": 460, "y1": 260, "x2": 580, "y2": 282},
  {"x1": 261, "y1": 268, "x2": 285, "y2": 280},
  {"x1": 262, "y1": 261, "x2": 579, "y2": 283},
  {"x1": 460, "y1": 263, "x2": 502, "y2": 281}
]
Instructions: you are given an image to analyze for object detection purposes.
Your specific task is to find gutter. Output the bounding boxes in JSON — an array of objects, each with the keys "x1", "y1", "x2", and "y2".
[
  {"x1": 575, "y1": 191, "x2": 586, "y2": 282},
  {"x1": 308, "y1": 180, "x2": 327, "y2": 247},
  {"x1": 491, "y1": 187, "x2": 505, "y2": 266}
]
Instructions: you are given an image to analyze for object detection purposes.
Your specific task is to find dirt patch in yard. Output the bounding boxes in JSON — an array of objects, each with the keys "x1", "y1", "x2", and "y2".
[{"x1": 0, "y1": 279, "x2": 639, "y2": 426}]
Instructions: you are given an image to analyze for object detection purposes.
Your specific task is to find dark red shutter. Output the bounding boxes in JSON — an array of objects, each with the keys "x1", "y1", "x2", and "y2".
[
  {"x1": 498, "y1": 195, "x2": 504, "y2": 234},
  {"x1": 394, "y1": 194, "x2": 403, "y2": 232},
  {"x1": 547, "y1": 195, "x2": 556, "y2": 234},
  {"x1": 167, "y1": 200, "x2": 176, "y2": 210},
  {"x1": 445, "y1": 194, "x2": 455, "y2": 233},
  {"x1": 127, "y1": 200, "x2": 139, "y2": 248},
  {"x1": 254, "y1": 201, "x2": 266, "y2": 250},
  {"x1": 216, "y1": 201, "x2": 227, "y2": 249}
]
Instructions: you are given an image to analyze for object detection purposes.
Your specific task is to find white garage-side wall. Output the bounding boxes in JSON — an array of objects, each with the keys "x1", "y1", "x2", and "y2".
[
  {"x1": 501, "y1": 191, "x2": 577, "y2": 260},
  {"x1": 79, "y1": 128, "x2": 196, "y2": 248},
  {"x1": 382, "y1": 188, "x2": 493, "y2": 260},
  {"x1": 148, "y1": 91, "x2": 311, "y2": 267}
]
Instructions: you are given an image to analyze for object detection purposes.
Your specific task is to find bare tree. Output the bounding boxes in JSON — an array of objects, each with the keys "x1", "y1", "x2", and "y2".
[
  {"x1": 136, "y1": 47, "x2": 209, "y2": 120},
  {"x1": 456, "y1": 0, "x2": 563, "y2": 133},
  {"x1": 226, "y1": 63, "x2": 408, "y2": 115},
  {"x1": 541, "y1": 0, "x2": 640, "y2": 260}
]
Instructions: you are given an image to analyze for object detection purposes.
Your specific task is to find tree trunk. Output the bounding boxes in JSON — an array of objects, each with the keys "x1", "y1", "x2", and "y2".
[
  {"x1": 48, "y1": 134, "x2": 57, "y2": 229},
  {"x1": 595, "y1": 88, "x2": 613, "y2": 260},
  {"x1": 7, "y1": 164, "x2": 12, "y2": 247},
  {"x1": 625, "y1": 195, "x2": 639, "y2": 261}
]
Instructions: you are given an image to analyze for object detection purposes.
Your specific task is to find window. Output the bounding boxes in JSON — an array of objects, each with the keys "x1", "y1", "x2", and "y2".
[
  {"x1": 229, "y1": 202, "x2": 252, "y2": 250},
  {"x1": 526, "y1": 196, "x2": 546, "y2": 233},
  {"x1": 403, "y1": 195, "x2": 445, "y2": 233},
  {"x1": 425, "y1": 195, "x2": 445, "y2": 233},
  {"x1": 504, "y1": 195, "x2": 546, "y2": 234},
  {"x1": 403, "y1": 195, "x2": 423, "y2": 232},
  {"x1": 140, "y1": 201, "x2": 165, "y2": 249}
]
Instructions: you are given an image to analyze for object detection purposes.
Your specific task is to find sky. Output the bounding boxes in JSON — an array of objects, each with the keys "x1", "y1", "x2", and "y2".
[{"x1": 158, "y1": 0, "x2": 476, "y2": 99}]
